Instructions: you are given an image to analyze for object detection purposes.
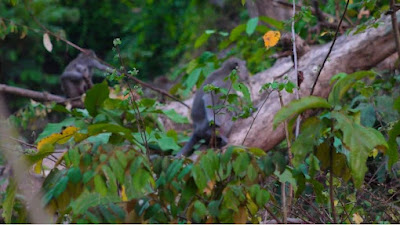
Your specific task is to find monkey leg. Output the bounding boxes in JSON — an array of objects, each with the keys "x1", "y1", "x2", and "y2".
[{"x1": 175, "y1": 135, "x2": 201, "y2": 157}]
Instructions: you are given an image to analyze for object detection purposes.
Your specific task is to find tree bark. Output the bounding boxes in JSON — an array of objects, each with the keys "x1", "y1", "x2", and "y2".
[
  {"x1": 166, "y1": 14, "x2": 398, "y2": 151},
  {"x1": 0, "y1": 84, "x2": 66, "y2": 103}
]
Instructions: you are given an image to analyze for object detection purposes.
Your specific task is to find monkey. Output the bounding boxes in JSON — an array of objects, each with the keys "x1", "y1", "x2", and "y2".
[
  {"x1": 176, "y1": 57, "x2": 249, "y2": 157},
  {"x1": 60, "y1": 50, "x2": 111, "y2": 108}
]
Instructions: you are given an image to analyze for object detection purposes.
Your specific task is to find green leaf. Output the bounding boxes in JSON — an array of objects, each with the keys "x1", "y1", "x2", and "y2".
[
  {"x1": 35, "y1": 117, "x2": 76, "y2": 143},
  {"x1": 94, "y1": 175, "x2": 108, "y2": 196},
  {"x1": 184, "y1": 68, "x2": 202, "y2": 89},
  {"x1": 157, "y1": 135, "x2": 181, "y2": 151},
  {"x1": 275, "y1": 169, "x2": 296, "y2": 188},
  {"x1": 292, "y1": 117, "x2": 324, "y2": 166},
  {"x1": 229, "y1": 24, "x2": 246, "y2": 41},
  {"x1": 132, "y1": 169, "x2": 154, "y2": 198},
  {"x1": 259, "y1": 16, "x2": 284, "y2": 30},
  {"x1": 195, "y1": 33, "x2": 211, "y2": 48},
  {"x1": 388, "y1": 121, "x2": 400, "y2": 169},
  {"x1": 328, "y1": 71, "x2": 375, "y2": 105},
  {"x1": 70, "y1": 191, "x2": 120, "y2": 215},
  {"x1": 247, "y1": 164, "x2": 257, "y2": 182},
  {"x1": 233, "y1": 82, "x2": 251, "y2": 103},
  {"x1": 68, "y1": 147, "x2": 80, "y2": 167},
  {"x1": 102, "y1": 165, "x2": 118, "y2": 194},
  {"x1": 332, "y1": 111, "x2": 388, "y2": 188},
  {"x1": 241, "y1": 0, "x2": 246, "y2": 6},
  {"x1": 273, "y1": 96, "x2": 331, "y2": 129},
  {"x1": 162, "y1": 109, "x2": 189, "y2": 124},
  {"x1": 233, "y1": 152, "x2": 250, "y2": 177},
  {"x1": 88, "y1": 123, "x2": 135, "y2": 144},
  {"x1": 256, "y1": 189, "x2": 270, "y2": 207},
  {"x1": 67, "y1": 167, "x2": 82, "y2": 184},
  {"x1": 165, "y1": 160, "x2": 183, "y2": 182},
  {"x1": 246, "y1": 17, "x2": 258, "y2": 36},
  {"x1": 192, "y1": 164, "x2": 207, "y2": 190},
  {"x1": 110, "y1": 157, "x2": 125, "y2": 183},
  {"x1": 257, "y1": 155, "x2": 274, "y2": 176},
  {"x1": 53, "y1": 176, "x2": 69, "y2": 198},
  {"x1": 194, "y1": 200, "x2": 208, "y2": 219},
  {"x1": 2, "y1": 180, "x2": 16, "y2": 223},
  {"x1": 85, "y1": 81, "x2": 110, "y2": 117}
]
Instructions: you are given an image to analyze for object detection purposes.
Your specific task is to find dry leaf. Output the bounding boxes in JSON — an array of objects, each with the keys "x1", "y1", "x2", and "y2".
[
  {"x1": 263, "y1": 31, "x2": 281, "y2": 49},
  {"x1": 352, "y1": 213, "x2": 363, "y2": 224},
  {"x1": 43, "y1": 33, "x2": 53, "y2": 52}
]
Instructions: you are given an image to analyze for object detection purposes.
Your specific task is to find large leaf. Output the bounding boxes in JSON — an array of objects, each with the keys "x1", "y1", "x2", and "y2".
[
  {"x1": 332, "y1": 111, "x2": 387, "y2": 188},
  {"x1": 162, "y1": 109, "x2": 189, "y2": 124},
  {"x1": 273, "y1": 96, "x2": 331, "y2": 129},
  {"x1": 388, "y1": 120, "x2": 400, "y2": 169},
  {"x1": 85, "y1": 81, "x2": 110, "y2": 117},
  {"x1": 246, "y1": 17, "x2": 258, "y2": 36},
  {"x1": 70, "y1": 191, "x2": 120, "y2": 216},
  {"x1": 328, "y1": 71, "x2": 375, "y2": 105},
  {"x1": 2, "y1": 180, "x2": 16, "y2": 223},
  {"x1": 292, "y1": 117, "x2": 324, "y2": 166}
]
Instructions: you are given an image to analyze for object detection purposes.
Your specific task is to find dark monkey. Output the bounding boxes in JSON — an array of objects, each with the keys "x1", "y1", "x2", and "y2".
[
  {"x1": 61, "y1": 50, "x2": 111, "y2": 108},
  {"x1": 176, "y1": 57, "x2": 249, "y2": 157}
]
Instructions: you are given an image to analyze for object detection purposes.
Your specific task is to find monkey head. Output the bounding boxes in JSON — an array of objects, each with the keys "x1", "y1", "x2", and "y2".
[{"x1": 222, "y1": 57, "x2": 249, "y2": 82}]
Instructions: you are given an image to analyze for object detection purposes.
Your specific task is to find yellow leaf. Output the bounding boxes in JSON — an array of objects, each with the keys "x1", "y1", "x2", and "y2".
[
  {"x1": 233, "y1": 206, "x2": 248, "y2": 224},
  {"x1": 369, "y1": 148, "x2": 378, "y2": 158},
  {"x1": 204, "y1": 180, "x2": 215, "y2": 196},
  {"x1": 263, "y1": 31, "x2": 281, "y2": 49},
  {"x1": 121, "y1": 185, "x2": 128, "y2": 201},
  {"x1": 352, "y1": 213, "x2": 363, "y2": 224}
]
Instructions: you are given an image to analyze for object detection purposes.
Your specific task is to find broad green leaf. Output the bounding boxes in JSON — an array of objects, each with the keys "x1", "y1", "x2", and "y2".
[
  {"x1": 257, "y1": 155, "x2": 274, "y2": 176},
  {"x1": 2, "y1": 180, "x2": 16, "y2": 223},
  {"x1": 229, "y1": 24, "x2": 246, "y2": 41},
  {"x1": 246, "y1": 17, "x2": 258, "y2": 36},
  {"x1": 165, "y1": 160, "x2": 183, "y2": 182},
  {"x1": 233, "y1": 152, "x2": 250, "y2": 177},
  {"x1": 162, "y1": 109, "x2": 189, "y2": 124},
  {"x1": 194, "y1": 33, "x2": 211, "y2": 48},
  {"x1": 192, "y1": 164, "x2": 207, "y2": 190},
  {"x1": 275, "y1": 169, "x2": 296, "y2": 190},
  {"x1": 256, "y1": 189, "x2": 270, "y2": 207},
  {"x1": 233, "y1": 82, "x2": 251, "y2": 103},
  {"x1": 157, "y1": 135, "x2": 181, "y2": 151},
  {"x1": 85, "y1": 81, "x2": 110, "y2": 117},
  {"x1": 259, "y1": 16, "x2": 284, "y2": 30},
  {"x1": 53, "y1": 176, "x2": 69, "y2": 198},
  {"x1": 184, "y1": 68, "x2": 202, "y2": 89},
  {"x1": 88, "y1": 123, "x2": 136, "y2": 144},
  {"x1": 132, "y1": 169, "x2": 154, "y2": 197},
  {"x1": 94, "y1": 175, "x2": 108, "y2": 196},
  {"x1": 110, "y1": 157, "x2": 125, "y2": 183},
  {"x1": 102, "y1": 165, "x2": 118, "y2": 194},
  {"x1": 388, "y1": 121, "x2": 400, "y2": 169},
  {"x1": 67, "y1": 167, "x2": 82, "y2": 184},
  {"x1": 194, "y1": 200, "x2": 208, "y2": 219},
  {"x1": 208, "y1": 200, "x2": 221, "y2": 217},
  {"x1": 273, "y1": 96, "x2": 331, "y2": 129},
  {"x1": 328, "y1": 71, "x2": 375, "y2": 105},
  {"x1": 292, "y1": 117, "x2": 324, "y2": 166},
  {"x1": 332, "y1": 111, "x2": 388, "y2": 188},
  {"x1": 70, "y1": 191, "x2": 120, "y2": 215},
  {"x1": 247, "y1": 164, "x2": 257, "y2": 182},
  {"x1": 68, "y1": 147, "x2": 80, "y2": 167}
]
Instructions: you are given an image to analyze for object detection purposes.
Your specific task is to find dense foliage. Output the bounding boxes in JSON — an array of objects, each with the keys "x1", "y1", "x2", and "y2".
[{"x1": 0, "y1": 0, "x2": 399, "y2": 223}]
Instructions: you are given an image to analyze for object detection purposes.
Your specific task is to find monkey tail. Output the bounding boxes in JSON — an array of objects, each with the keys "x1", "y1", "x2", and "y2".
[{"x1": 175, "y1": 135, "x2": 199, "y2": 157}]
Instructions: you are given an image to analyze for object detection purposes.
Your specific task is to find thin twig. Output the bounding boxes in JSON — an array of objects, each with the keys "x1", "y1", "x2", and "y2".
[
  {"x1": 329, "y1": 141, "x2": 337, "y2": 223},
  {"x1": 265, "y1": 206, "x2": 282, "y2": 224},
  {"x1": 310, "y1": 0, "x2": 350, "y2": 96},
  {"x1": 242, "y1": 90, "x2": 271, "y2": 145}
]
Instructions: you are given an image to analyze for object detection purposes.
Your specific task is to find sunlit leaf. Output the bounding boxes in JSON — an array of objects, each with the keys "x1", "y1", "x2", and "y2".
[
  {"x1": 263, "y1": 30, "x2": 280, "y2": 49},
  {"x1": 273, "y1": 96, "x2": 331, "y2": 129},
  {"x1": 246, "y1": 17, "x2": 258, "y2": 36},
  {"x1": 2, "y1": 180, "x2": 16, "y2": 223}
]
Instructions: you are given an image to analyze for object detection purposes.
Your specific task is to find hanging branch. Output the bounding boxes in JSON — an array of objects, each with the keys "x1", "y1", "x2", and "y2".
[{"x1": 310, "y1": 0, "x2": 350, "y2": 96}]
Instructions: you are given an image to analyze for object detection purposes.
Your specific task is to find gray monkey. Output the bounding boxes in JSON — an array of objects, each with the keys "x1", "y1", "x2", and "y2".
[
  {"x1": 61, "y1": 50, "x2": 111, "y2": 108},
  {"x1": 176, "y1": 57, "x2": 249, "y2": 157}
]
